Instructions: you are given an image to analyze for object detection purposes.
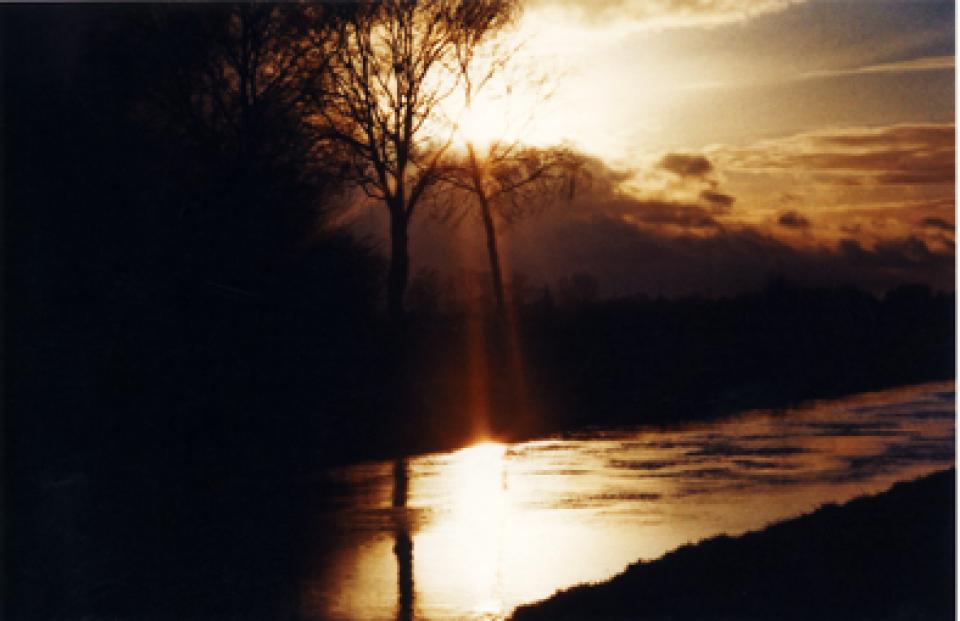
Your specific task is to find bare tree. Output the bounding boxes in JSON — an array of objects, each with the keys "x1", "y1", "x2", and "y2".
[
  {"x1": 117, "y1": 3, "x2": 342, "y2": 280},
  {"x1": 130, "y1": 3, "x2": 330, "y2": 188},
  {"x1": 307, "y1": 0, "x2": 518, "y2": 323},
  {"x1": 444, "y1": 144, "x2": 585, "y2": 312},
  {"x1": 433, "y1": 41, "x2": 587, "y2": 314}
]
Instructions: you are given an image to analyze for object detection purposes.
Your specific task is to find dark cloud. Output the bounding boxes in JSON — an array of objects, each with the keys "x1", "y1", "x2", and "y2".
[
  {"x1": 349, "y1": 140, "x2": 954, "y2": 300},
  {"x1": 838, "y1": 236, "x2": 947, "y2": 270},
  {"x1": 700, "y1": 189, "x2": 734, "y2": 210},
  {"x1": 501, "y1": 208, "x2": 953, "y2": 298},
  {"x1": 715, "y1": 123, "x2": 955, "y2": 187},
  {"x1": 876, "y1": 169, "x2": 955, "y2": 185},
  {"x1": 817, "y1": 124, "x2": 955, "y2": 150},
  {"x1": 660, "y1": 153, "x2": 714, "y2": 178},
  {"x1": 778, "y1": 211, "x2": 810, "y2": 228},
  {"x1": 791, "y1": 150, "x2": 953, "y2": 184},
  {"x1": 919, "y1": 217, "x2": 954, "y2": 231},
  {"x1": 615, "y1": 197, "x2": 721, "y2": 229}
]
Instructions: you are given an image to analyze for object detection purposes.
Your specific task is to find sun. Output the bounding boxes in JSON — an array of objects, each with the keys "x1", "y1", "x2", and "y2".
[
  {"x1": 452, "y1": 89, "x2": 572, "y2": 154},
  {"x1": 448, "y1": 83, "x2": 528, "y2": 152},
  {"x1": 457, "y1": 102, "x2": 507, "y2": 149},
  {"x1": 444, "y1": 70, "x2": 569, "y2": 153}
]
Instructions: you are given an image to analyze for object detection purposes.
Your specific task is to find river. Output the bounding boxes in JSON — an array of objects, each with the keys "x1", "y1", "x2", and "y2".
[{"x1": 298, "y1": 381, "x2": 955, "y2": 620}]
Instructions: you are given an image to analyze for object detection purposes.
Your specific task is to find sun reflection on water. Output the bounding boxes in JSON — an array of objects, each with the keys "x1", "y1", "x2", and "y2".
[
  {"x1": 416, "y1": 442, "x2": 510, "y2": 620},
  {"x1": 302, "y1": 381, "x2": 954, "y2": 621},
  {"x1": 448, "y1": 442, "x2": 508, "y2": 516}
]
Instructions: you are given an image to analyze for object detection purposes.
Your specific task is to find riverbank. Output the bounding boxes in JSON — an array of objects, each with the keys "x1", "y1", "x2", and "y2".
[
  {"x1": 511, "y1": 468, "x2": 955, "y2": 621},
  {"x1": 8, "y1": 276, "x2": 953, "y2": 619},
  {"x1": 315, "y1": 282, "x2": 955, "y2": 466}
]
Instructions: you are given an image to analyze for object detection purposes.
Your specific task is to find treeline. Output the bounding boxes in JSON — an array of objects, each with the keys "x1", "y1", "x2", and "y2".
[
  {"x1": 514, "y1": 279, "x2": 955, "y2": 433},
  {"x1": 4, "y1": 5, "x2": 385, "y2": 619},
  {"x1": 370, "y1": 277, "x2": 955, "y2": 446}
]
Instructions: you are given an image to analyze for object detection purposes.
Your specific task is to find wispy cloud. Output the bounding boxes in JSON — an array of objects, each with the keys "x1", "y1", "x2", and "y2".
[
  {"x1": 701, "y1": 123, "x2": 955, "y2": 257},
  {"x1": 663, "y1": 55, "x2": 957, "y2": 93},
  {"x1": 710, "y1": 123, "x2": 955, "y2": 186},
  {"x1": 799, "y1": 55, "x2": 955, "y2": 81},
  {"x1": 526, "y1": 0, "x2": 806, "y2": 31}
]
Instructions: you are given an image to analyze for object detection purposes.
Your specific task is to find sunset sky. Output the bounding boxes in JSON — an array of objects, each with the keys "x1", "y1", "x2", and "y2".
[{"x1": 356, "y1": 0, "x2": 955, "y2": 298}]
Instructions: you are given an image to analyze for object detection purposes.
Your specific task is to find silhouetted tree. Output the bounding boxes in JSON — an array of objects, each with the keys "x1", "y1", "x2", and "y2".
[
  {"x1": 439, "y1": 144, "x2": 585, "y2": 312},
  {"x1": 307, "y1": 0, "x2": 518, "y2": 323},
  {"x1": 557, "y1": 272, "x2": 599, "y2": 308},
  {"x1": 433, "y1": 39, "x2": 587, "y2": 313},
  {"x1": 105, "y1": 3, "x2": 343, "y2": 284}
]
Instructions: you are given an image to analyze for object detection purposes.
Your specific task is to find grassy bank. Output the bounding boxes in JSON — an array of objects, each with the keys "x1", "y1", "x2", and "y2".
[{"x1": 512, "y1": 468, "x2": 956, "y2": 621}]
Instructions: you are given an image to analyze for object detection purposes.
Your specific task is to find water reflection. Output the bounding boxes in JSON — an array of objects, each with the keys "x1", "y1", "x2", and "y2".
[
  {"x1": 301, "y1": 381, "x2": 954, "y2": 621},
  {"x1": 392, "y1": 459, "x2": 413, "y2": 621},
  {"x1": 418, "y1": 443, "x2": 509, "y2": 619}
]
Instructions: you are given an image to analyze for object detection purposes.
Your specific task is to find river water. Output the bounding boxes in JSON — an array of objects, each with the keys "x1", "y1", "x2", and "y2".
[{"x1": 299, "y1": 381, "x2": 955, "y2": 621}]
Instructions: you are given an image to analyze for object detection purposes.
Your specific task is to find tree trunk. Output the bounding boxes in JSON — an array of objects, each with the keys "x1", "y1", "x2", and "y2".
[
  {"x1": 467, "y1": 143, "x2": 506, "y2": 314},
  {"x1": 387, "y1": 207, "x2": 410, "y2": 324},
  {"x1": 392, "y1": 458, "x2": 414, "y2": 621},
  {"x1": 478, "y1": 193, "x2": 505, "y2": 314}
]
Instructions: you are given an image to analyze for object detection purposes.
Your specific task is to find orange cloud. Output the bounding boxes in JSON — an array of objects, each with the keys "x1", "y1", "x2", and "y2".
[
  {"x1": 798, "y1": 56, "x2": 955, "y2": 81},
  {"x1": 527, "y1": 0, "x2": 805, "y2": 30},
  {"x1": 778, "y1": 211, "x2": 811, "y2": 229},
  {"x1": 711, "y1": 123, "x2": 955, "y2": 187},
  {"x1": 345, "y1": 132, "x2": 953, "y2": 300},
  {"x1": 701, "y1": 123, "x2": 954, "y2": 250},
  {"x1": 659, "y1": 153, "x2": 713, "y2": 177}
]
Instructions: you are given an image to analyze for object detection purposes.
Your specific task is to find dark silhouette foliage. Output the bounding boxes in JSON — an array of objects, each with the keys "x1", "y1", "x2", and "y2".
[
  {"x1": 514, "y1": 278, "x2": 954, "y2": 435},
  {"x1": 4, "y1": 5, "x2": 384, "y2": 619}
]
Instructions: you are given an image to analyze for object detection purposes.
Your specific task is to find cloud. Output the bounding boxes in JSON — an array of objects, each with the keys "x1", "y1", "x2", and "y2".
[
  {"x1": 706, "y1": 123, "x2": 954, "y2": 253},
  {"x1": 501, "y1": 148, "x2": 954, "y2": 296},
  {"x1": 919, "y1": 217, "x2": 953, "y2": 232},
  {"x1": 500, "y1": 210, "x2": 953, "y2": 298},
  {"x1": 588, "y1": 152, "x2": 735, "y2": 229},
  {"x1": 660, "y1": 153, "x2": 713, "y2": 177},
  {"x1": 700, "y1": 189, "x2": 735, "y2": 210},
  {"x1": 624, "y1": 199, "x2": 722, "y2": 230},
  {"x1": 346, "y1": 134, "x2": 953, "y2": 300},
  {"x1": 778, "y1": 211, "x2": 810, "y2": 229},
  {"x1": 838, "y1": 236, "x2": 945, "y2": 270},
  {"x1": 526, "y1": 0, "x2": 805, "y2": 30},
  {"x1": 712, "y1": 123, "x2": 955, "y2": 187},
  {"x1": 638, "y1": 151, "x2": 733, "y2": 212},
  {"x1": 799, "y1": 55, "x2": 955, "y2": 81},
  {"x1": 493, "y1": 153, "x2": 952, "y2": 297}
]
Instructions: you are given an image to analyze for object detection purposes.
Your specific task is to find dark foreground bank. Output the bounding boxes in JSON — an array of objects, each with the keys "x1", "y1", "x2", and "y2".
[{"x1": 512, "y1": 468, "x2": 956, "y2": 621}]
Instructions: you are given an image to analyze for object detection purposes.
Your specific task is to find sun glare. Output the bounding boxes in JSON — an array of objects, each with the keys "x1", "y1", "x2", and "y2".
[
  {"x1": 448, "y1": 441, "x2": 510, "y2": 539},
  {"x1": 411, "y1": 441, "x2": 512, "y2": 617},
  {"x1": 451, "y1": 442, "x2": 507, "y2": 494},
  {"x1": 433, "y1": 41, "x2": 572, "y2": 153},
  {"x1": 457, "y1": 103, "x2": 507, "y2": 149},
  {"x1": 445, "y1": 442, "x2": 510, "y2": 521},
  {"x1": 448, "y1": 84, "x2": 575, "y2": 154}
]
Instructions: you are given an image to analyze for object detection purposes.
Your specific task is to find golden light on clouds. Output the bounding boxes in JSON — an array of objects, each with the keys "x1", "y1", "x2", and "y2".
[
  {"x1": 706, "y1": 122, "x2": 955, "y2": 247},
  {"x1": 524, "y1": 0, "x2": 806, "y2": 32},
  {"x1": 345, "y1": 0, "x2": 954, "y2": 299}
]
